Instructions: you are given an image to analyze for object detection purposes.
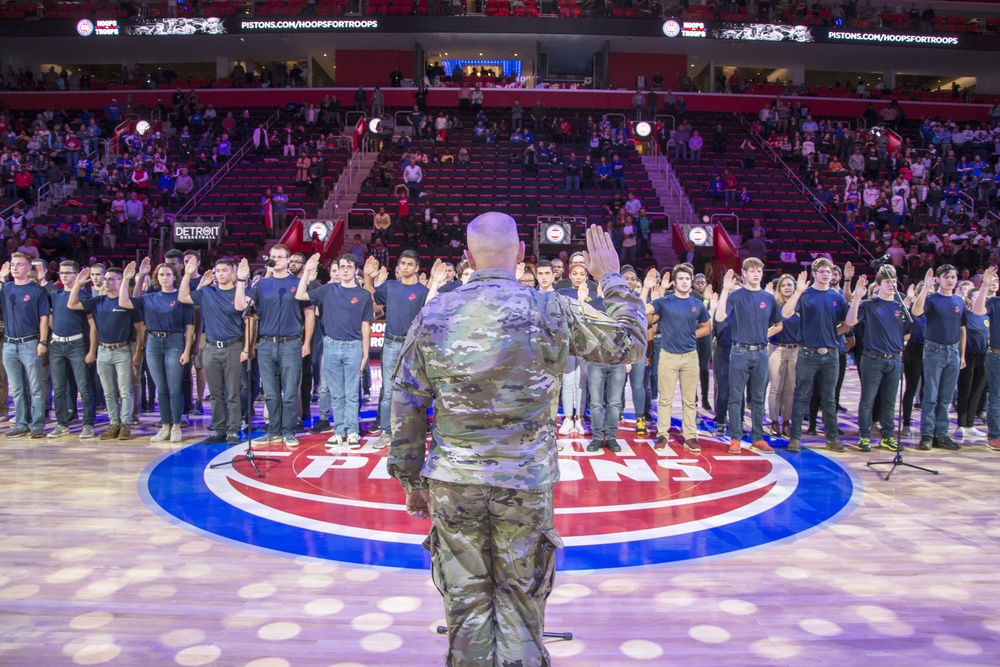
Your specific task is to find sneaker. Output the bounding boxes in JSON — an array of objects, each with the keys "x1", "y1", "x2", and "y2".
[
  {"x1": 918, "y1": 436, "x2": 933, "y2": 451},
  {"x1": 118, "y1": 425, "x2": 131, "y2": 440},
  {"x1": 0, "y1": 414, "x2": 8, "y2": 422},
  {"x1": 654, "y1": 435, "x2": 669, "y2": 450},
  {"x1": 575, "y1": 418, "x2": 590, "y2": 435},
  {"x1": 366, "y1": 426, "x2": 382, "y2": 437},
  {"x1": 858, "y1": 437, "x2": 872, "y2": 453},
  {"x1": 901, "y1": 425, "x2": 912, "y2": 437},
  {"x1": 805, "y1": 427, "x2": 818, "y2": 436},
  {"x1": 326, "y1": 434, "x2": 344, "y2": 447},
  {"x1": 80, "y1": 425, "x2": 95, "y2": 439},
  {"x1": 179, "y1": 416, "x2": 189, "y2": 428},
  {"x1": 211, "y1": 431, "x2": 227, "y2": 443},
  {"x1": 751, "y1": 440, "x2": 775, "y2": 454},
  {"x1": 371, "y1": 433, "x2": 391, "y2": 450},
  {"x1": 47, "y1": 425, "x2": 71, "y2": 438},
  {"x1": 966, "y1": 427, "x2": 986, "y2": 438},
  {"x1": 99, "y1": 425, "x2": 121, "y2": 440},
  {"x1": 29, "y1": 429, "x2": 44, "y2": 439},
  {"x1": 770, "y1": 421, "x2": 781, "y2": 437},
  {"x1": 684, "y1": 439, "x2": 702, "y2": 454},
  {"x1": 714, "y1": 426, "x2": 727, "y2": 440},
  {"x1": 606, "y1": 438, "x2": 621, "y2": 453},
  {"x1": 346, "y1": 433, "x2": 361, "y2": 448},
  {"x1": 5, "y1": 427, "x2": 29, "y2": 438},
  {"x1": 226, "y1": 433, "x2": 239, "y2": 445},
  {"x1": 954, "y1": 427, "x2": 966, "y2": 438},
  {"x1": 880, "y1": 437, "x2": 899, "y2": 452},
  {"x1": 826, "y1": 441, "x2": 845, "y2": 452},
  {"x1": 170, "y1": 427, "x2": 182, "y2": 443},
  {"x1": 635, "y1": 418, "x2": 646, "y2": 435},
  {"x1": 127, "y1": 416, "x2": 141, "y2": 426},
  {"x1": 788, "y1": 439, "x2": 800, "y2": 452},
  {"x1": 283, "y1": 434, "x2": 300, "y2": 448},
  {"x1": 558, "y1": 418, "x2": 574, "y2": 435},
  {"x1": 310, "y1": 420, "x2": 332, "y2": 434},
  {"x1": 987, "y1": 439, "x2": 1000, "y2": 452},
  {"x1": 268, "y1": 434, "x2": 284, "y2": 444},
  {"x1": 586, "y1": 438, "x2": 603, "y2": 452},
  {"x1": 933, "y1": 436, "x2": 961, "y2": 451},
  {"x1": 150, "y1": 427, "x2": 171, "y2": 443},
  {"x1": 728, "y1": 439, "x2": 742, "y2": 455}
]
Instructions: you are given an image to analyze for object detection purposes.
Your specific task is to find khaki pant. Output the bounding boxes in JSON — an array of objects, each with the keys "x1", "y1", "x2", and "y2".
[
  {"x1": 657, "y1": 349, "x2": 699, "y2": 441},
  {"x1": 426, "y1": 480, "x2": 561, "y2": 667},
  {"x1": 768, "y1": 345, "x2": 798, "y2": 424}
]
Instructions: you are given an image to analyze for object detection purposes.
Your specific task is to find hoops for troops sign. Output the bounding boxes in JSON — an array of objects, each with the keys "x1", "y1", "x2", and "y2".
[{"x1": 141, "y1": 431, "x2": 859, "y2": 571}]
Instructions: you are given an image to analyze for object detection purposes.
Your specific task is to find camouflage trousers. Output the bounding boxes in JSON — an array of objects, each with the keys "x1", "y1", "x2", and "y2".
[{"x1": 425, "y1": 480, "x2": 563, "y2": 667}]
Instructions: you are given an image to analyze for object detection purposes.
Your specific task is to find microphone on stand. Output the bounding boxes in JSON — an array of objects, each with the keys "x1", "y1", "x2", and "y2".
[
  {"x1": 870, "y1": 254, "x2": 891, "y2": 268},
  {"x1": 262, "y1": 255, "x2": 277, "y2": 268}
]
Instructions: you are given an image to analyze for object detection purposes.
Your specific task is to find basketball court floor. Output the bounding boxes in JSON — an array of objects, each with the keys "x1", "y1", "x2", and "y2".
[{"x1": 2, "y1": 365, "x2": 999, "y2": 666}]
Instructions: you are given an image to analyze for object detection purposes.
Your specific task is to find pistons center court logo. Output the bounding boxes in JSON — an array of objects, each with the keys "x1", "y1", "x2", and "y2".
[{"x1": 141, "y1": 432, "x2": 859, "y2": 571}]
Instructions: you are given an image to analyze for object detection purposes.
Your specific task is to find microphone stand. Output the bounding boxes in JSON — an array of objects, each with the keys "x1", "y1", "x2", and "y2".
[
  {"x1": 211, "y1": 280, "x2": 281, "y2": 478},
  {"x1": 866, "y1": 264, "x2": 938, "y2": 480}
]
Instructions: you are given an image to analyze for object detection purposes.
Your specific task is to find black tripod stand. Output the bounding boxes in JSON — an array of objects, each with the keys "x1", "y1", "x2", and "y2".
[
  {"x1": 865, "y1": 265, "x2": 938, "y2": 480},
  {"x1": 210, "y1": 296, "x2": 281, "y2": 478}
]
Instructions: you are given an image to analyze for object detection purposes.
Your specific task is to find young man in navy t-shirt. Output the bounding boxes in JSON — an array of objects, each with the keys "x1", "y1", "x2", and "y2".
[
  {"x1": 715, "y1": 258, "x2": 782, "y2": 456},
  {"x1": 782, "y1": 257, "x2": 849, "y2": 452},
  {"x1": 0, "y1": 253, "x2": 52, "y2": 438},
  {"x1": 299, "y1": 252, "x2": 374, "y2": 449},
  {"x1": 363, "y1": 249, "x2": 428, "y2": 449},
  {"x1": 846, "y1": 266, "x2": 909, "y2": 452},
  {"x1": 644, "y1": 262, "x2": 711, "y2": 452},
  {"x1": 47, "y1": 260, "x2": 98, "y2": 440},
  {"x1": 912, "y1": 264, "x2": 965, "y2": 451},
  {"x1": 970, "y1": 266, "x2": 1000, "y2": 452},
  {"x1": 181, "y1": 256, "x2": 250, "y2": 445}
]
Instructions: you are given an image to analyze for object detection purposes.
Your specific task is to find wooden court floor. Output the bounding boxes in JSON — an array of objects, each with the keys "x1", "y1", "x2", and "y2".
[{"x1": 2, "y1": 369, "x2": 1000, "y2": 667}]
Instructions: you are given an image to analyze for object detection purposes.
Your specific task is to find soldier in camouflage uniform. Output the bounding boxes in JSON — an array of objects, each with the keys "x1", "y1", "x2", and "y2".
[{"x1": 388, "y1": 213, "x2": 647, "y2": 667}]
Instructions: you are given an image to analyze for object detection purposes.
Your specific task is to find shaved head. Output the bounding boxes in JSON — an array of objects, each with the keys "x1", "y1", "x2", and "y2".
[{"x1": 466, "y1": 212, "x2": 525, "y2": 272}]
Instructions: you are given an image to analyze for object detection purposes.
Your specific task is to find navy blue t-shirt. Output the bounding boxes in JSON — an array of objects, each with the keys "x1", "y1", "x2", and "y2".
[
  {"x1": 652, "y1": 293, "x2": 709, "y2": 354},
  {"x1": 254, "y1": 275, "x2": 305, "y2": 338},
  {"x1": 985, "y1": 297, "x2": 1000, "y2": 349},
  {"x1": 132, "y1": 291, "x2": 195, "y2": 333},
  {"x1": 188, "y1": 285, "x2": 245, "y2": 342},
  {"x1": 0, "y1": 282, "x2": 51, "y2": 338},
  {"x1": 725, "y1": 288, "x2": 781, "y2": 345},
  {"x1": 923, "y1": 292, "x2": 964, "y2": 345},
  {"x1": 773, "y1": 312, "x2": 801, "y2": 344},
  {"x1": 375, "y1": 280, "x2": 429, "y2": 337},
  {"x1": 857, "y1": 298, "x2": 908, "y2": 355},
  {"x1": 51, "y1": 288, "x2": 91, "y2": 338},
  {"x1": 80, "y1": 294, "x2": 139, "y2": 344},
  {"x1": 556, "y1": 286, "x2": 605, "y2": 312},
  {"x1": 309, "y1": 283, "x2": 374, "y2": 341},
  {"x1": 437, "y1": 280, "x2": 461, "y2": 294},
  {"x1": 714, "y1": 317, "x2": 733, "y2": 348},
  {"x1": 963, "y1": 311, "x2": 988, "y2": 355},
  {"x1": 796, "y1": 287, "x2": 848, "y2": 348}
]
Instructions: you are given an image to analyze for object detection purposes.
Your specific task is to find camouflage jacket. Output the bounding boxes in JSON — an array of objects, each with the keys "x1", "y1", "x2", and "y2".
[{"x1": 387, "y1": 268, "x2": 647, "y2": 493}]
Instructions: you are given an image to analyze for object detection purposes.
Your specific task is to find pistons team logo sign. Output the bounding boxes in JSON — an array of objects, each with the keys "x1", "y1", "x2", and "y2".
[{"x1": 141, "y1": 432, "x2": 859, "y2": 571}]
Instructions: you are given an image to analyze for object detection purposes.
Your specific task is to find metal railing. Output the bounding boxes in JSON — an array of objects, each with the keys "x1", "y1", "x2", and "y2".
[
  {"x1": 710, "y1": 213, "x2": 741, "y2": 240},
  {"x1": 324, "y1": 133, "x2": 377, "y2": 220},
  {"x1": 347, "y1": 208, "x2": 377, "y2": 233},
  {"x1": 653, "y1": 114, "x2": 676, "y2": 132},
  {"x1": 0, "y1": 198, "x2": 27, "y2": 222},
  {"x1": 738, "y1": 114, "x2": 876, "y2": 262},
  {"x1": 647, "y1": 139, "x2": 697, "y2": 227}
]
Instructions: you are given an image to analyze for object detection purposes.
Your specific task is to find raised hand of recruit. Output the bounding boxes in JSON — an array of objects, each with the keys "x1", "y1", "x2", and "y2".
[
  {"x1": 184, "y1": 255, "x2": 198, "y2": 277},
  {"x1": 722, "y1": 268, "x2": 736, "y2": 292},
  {"x1": 306, "y1": 253, "x2": 322, "y2": 271},
  {"x1": 924, "y1": 267, "x2": 937, "y2": 289},
  {"x1": 237, "y1": 258, "x2": 250, "y2": 281},
  {"x1": 796, "y1": 270, "x2": 810, "y2": 292},
  {"x1": 983, "y1": 266, "x2": 998, "y2": 289},
  {"x1": 138, "y1": 256, "x2": 151, "y2": 275},
  {"x1": 0, "y1": 262, "x2": 10, "y2": 281},
  {"x1": 642, "y1": 269, "x2": 658, "y2": 292},
  {"x1": 660, "y1": 271, "x2": 673, "y2": 292},
  {"x1": 123, "y1": 261, "x2": 137, "y2": 281},
  {"x1": 364, "y1": 255, "x2": 380, "y2": 278},
  {"x1": 78, "y1": 267, "x2": 91, "y2": 285},
  {"x1": 583, "y1": 224, "x2": 619, "y2": 281},
  {"x1": 853, "y1": 273, "x2": 868, "y2": 299},
  {"x1": 843, "y1": 261, "x2": 854, "y2": 281}
]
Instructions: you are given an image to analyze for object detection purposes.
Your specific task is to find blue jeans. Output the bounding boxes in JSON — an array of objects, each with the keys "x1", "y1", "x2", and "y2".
[
  {"x1": 985, "y1": 352, "x2": 1000, "y2": 440},
  {"x1": 858, "y1": 351, "x2": 902, "y2": 440},
  {"x1": 50, "y1": 338, "x2": 95, "y2": 427},
  {"x1": 97, "y1": 346, "x2": 133, "y2": 427},
  {"x1": 587, "y1": 363, "x2": 626, "y2": 440},
  {"x1": 324, "y1": 337, "x2": 363, "y2": 437},
  {"x1": 146, "y1": 333, "x2": 185, "y2": 426},
  {"x1": 379, "y1": 338, "x2": 403, "y2": 434},
  {"x1": 714, "y1": 345, "x2": 732, "y2": 430},
  {"x1": 3, "y1": 340, "x2": 46, "y2": 432},
  {"x1": 258, "y1": 338, "x2": 303, "y2": 438},
  {"x1": 921, "y1": 341, "x2": 960, "y2": 438},
  {"x1": 565, "y1": 174, "x2": 580, "y2": 190},
  {"x1": 790, "y1": 348, "x2": 839, "y2": 443},
  {"x1": 729, "y1": 345, "x2": 769, "y2": 442},
  {"x1": 625, "y1": 356, "x2": 647, "y2": 418}
]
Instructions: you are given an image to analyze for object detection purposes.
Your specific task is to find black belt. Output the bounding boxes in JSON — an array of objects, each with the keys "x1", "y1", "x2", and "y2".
[
  {"x1": 864, "y1": 350, "x2": 901, "y2": 359},
  {"x1": 384, "y1": 333, "x2": 406, "y2": 343},
  {"x1": 802, "y1": 346, "x2": 835, "y2": 354},
  {"x1": 6, "y1": 335, "x2": 39, "y2": 344},
  {"x1": 734, "y1": 342, "x2": 766, "y2": 351},
  {"x1": 99, "y1": 341, "x2": 131, "y2": 350},
  {"x1": 206, "y1": 337, "x2": 243, "y2": 348},
  {"x1": 147, "y1": 331, "x2": 178, "y2": 338},
  {"x1": 260, "y1": 334, "x2": 302, "y2": 343},
  {"x1": 777, "y1": 343, "x2": 800, "y2": 349}
]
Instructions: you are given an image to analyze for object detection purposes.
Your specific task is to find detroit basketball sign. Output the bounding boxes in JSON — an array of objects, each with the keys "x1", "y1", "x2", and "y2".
[{"x1": 141, "y1": 433, "x2": 859, "y2": 571}]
